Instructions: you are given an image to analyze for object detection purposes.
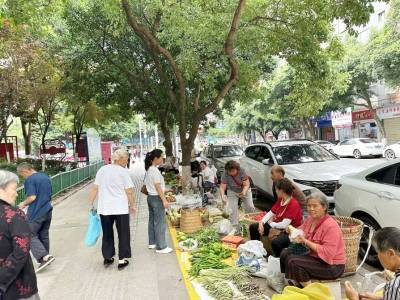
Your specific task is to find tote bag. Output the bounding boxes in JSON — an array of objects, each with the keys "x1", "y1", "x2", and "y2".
[{"x1": 85, "y1": 209, "x2": 101, "y2": 247}]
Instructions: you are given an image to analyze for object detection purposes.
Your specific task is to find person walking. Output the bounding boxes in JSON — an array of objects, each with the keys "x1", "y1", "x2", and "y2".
[
  {"x1": 219, "y1": 160, "x2": 255, "y2": 230},
  {"x1": 17, "y1": 163, "x2": 55, "y2": 272},
  {"x1": 129, "y1": 160, "x2": 145, "y2": 205},
  {"x1": 145, "y1": 149, "x2": 173, "y2": 254},
  {"x1": 0, "y1": 170, "x2": 40, "y2": 300},
  {"x1": 89, "y1": 149, "x2": 136, "y2": 270}
]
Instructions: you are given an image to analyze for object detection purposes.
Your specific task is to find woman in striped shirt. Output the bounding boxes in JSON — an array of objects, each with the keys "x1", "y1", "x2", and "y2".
[{"x1": 345, "y1": 227, "x2": 400, "y2": 300}]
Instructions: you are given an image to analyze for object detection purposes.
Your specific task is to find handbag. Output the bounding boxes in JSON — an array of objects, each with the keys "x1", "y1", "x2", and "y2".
[
  {"x1": 141, "y1": 172, "x2": 148, "y2": 195},
  {"x1": 85, "y1": 209, "x2": 101, "y2": 247},
  {"x1": 268, "y1": 228, "x2": 284, "y2": 241}
]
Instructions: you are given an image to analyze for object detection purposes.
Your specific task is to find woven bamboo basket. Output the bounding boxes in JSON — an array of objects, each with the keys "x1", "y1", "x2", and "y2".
[
  {"x1": 180, "y1": 209, "x2": 202, "y2": 234},
  {"x1": 333, "y1": 216, "x2": 364, "y2": 274}
]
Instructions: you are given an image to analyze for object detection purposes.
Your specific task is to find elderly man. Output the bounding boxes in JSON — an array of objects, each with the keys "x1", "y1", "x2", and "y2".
[
  {"x1": 89, "y1": 149, "x2": 136, "y2": 270},
  {"x1": 17, "y1": 163, "x2": 55, "y2": 272},
  {"x1": 271, "y1": 165, "x2": 306, "y2": 208}
]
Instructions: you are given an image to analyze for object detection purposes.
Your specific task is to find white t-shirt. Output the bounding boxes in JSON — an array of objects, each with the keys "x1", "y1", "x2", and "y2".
[
  {"x1": 201, "y1": 167, "x2": 215, "y2": 184},
  {"x1": 94, "y1": 164, "x2": 134, "y2": 215},
  {"x1": 144, "y1": 166, "x2": 165, "y2": 196}
]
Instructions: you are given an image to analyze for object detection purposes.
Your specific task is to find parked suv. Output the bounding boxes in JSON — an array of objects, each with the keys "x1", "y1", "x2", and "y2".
[
  {"x1": 240, "y1": 140, "x2": 375, "y2": 212},
  {"x1": 199, "y1": 144, "x2": 243, "y2": 179}
]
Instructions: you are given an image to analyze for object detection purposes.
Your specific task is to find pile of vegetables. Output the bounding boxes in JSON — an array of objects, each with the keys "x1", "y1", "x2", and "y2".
[
  {"x1": 167, "y1": 208, "x2": 181, "y2": 225},
  {"x1": 191, "y1": 228, "x2": 220, "y2": 247},
  {"x1": 189, "y1": 243, "x2": 231, "y2": 277},
  {"x1": 197, "y1": 267, "x2": 266, "y2": 300}
]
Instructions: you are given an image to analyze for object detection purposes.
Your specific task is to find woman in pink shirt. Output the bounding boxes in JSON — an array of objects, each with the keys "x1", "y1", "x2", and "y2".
[{"x1": 280, "y1": 192, "x2": 346, "y2": 287}]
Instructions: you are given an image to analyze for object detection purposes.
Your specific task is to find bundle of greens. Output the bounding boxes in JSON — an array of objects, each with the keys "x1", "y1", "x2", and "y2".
[
  {"x1": 191, "y1": 228, "x2": 220, "y2": 247},
  {"x1": 197, "y1": 267, "x2": 266, "y2": 300},
  {"x1": 189, "y1": 243, "x2": 231, "y2": 277}
]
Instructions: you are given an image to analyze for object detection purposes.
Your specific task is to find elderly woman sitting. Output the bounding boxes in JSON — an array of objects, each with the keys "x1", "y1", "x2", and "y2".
[
  {"x1": 249, "y1": 178, "x2": 303, "y2": 257},
  {"x1": 345, "y1": 227, "x2": 400, "y2": 300},
  {"x1": 280, "y1": 192, "x2": 346, "y2": 286}
]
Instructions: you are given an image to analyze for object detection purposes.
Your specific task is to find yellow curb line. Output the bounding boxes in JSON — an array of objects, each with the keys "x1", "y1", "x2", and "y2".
[{"x1": 167, "y1": 221, "x2": 200, "y2": 300}]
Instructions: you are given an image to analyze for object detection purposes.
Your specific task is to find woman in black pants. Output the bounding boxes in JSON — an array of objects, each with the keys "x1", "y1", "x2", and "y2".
[{"x1": 249, "y1": 178, "x2": 303, "y2": 257}]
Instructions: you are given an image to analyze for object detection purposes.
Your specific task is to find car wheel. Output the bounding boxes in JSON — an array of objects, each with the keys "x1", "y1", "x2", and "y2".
[
  {"x1": 385, "y1": 149, "x2": 396, "y2": 160},
  {"x1": 353, "y1": 149, "x2": 362, "y2": 159},
  {"x1": 357, "y1": 215, "x2": 382, "y2": 268}
]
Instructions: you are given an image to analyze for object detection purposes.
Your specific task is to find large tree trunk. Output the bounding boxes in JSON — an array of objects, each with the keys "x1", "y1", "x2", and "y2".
[
  {"x1": 180, "y1": 140, "x2": 194, "y2": 194},
  {"x1": 159, "y1": 117, "x2": 173, "y2": 157},
  {"x1": 21, "y1": 119, "x2": 32, "y2": 155}
]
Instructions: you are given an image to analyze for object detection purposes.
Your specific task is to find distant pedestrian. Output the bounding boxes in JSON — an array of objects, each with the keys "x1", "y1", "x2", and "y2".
[
  {"x1": 144, "y1": 149, "x2": 173, "y2": 254},
  {"x1": 128, "y1": 161, "x2": 145, "y2": 205},
  {"x1": 17, "y1": 163, "x2": 55, "y2": 272},
  {"x1": 199, "y1": 161, "x2": 215, "y2": 188},
  {"x1": 0, "y1": 170, "x2": 40, "y2": 300},
  {"x1": 270, "y1": 165, "x2": 306, "y2": 208},
  {"x1": 219, "y1": 160, "x2": 255, "y2": 230},
  {"x1": 89, "y1": 149, "x2": 136, "y2": 270}
]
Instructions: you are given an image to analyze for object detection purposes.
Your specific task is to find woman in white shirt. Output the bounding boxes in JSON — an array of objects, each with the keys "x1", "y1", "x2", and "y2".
[
  {"x1": 199, "y1": 160, "x2": 215, "y2": 188},
  {"x1": 89, "y1": 149, "x2": 136, "y2": 269},
  {"x1": 144, "y1": 149, "x2": 173, "y2": 254}
]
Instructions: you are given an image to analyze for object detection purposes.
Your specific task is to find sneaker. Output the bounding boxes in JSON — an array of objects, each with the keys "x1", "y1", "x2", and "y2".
[
  {"x1": 36, "y1": 255, "x2": 55, "y2": 273},
  {"x1": 156, "y1": 247, "x2": 173, "y2": 254},
  {"x1": 117, "y1": 259, "x2": 129, "y2": 270},
  {"x1": 103, "y1": 258, "x2": 114, "y2": 267},
  {"x1": 148, "y1": 244, "x2": 156, "y2": 249}
]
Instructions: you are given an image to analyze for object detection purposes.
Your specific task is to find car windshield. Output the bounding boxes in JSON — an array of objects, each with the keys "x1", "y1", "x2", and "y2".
[
  {"x1": 272, "y1": 143, "x2": 338, "y2": 165},
  {"x1": 214, "y1": 145, "x2": 243, "y2": 158},
  {"x1": 359, "y1": 139, "x2": 376, "y2": 144}
]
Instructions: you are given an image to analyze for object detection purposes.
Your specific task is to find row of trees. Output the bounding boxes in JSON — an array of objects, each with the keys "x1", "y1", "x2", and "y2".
[
  {"x1": 221, "y1": 1, "x2": 400, "y2": 141},
  {"x1": 1, "y1": 0, "x2": 391, "y2": 185}
]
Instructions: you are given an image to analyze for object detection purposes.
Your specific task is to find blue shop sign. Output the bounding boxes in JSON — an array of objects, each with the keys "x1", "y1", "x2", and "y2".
[{"x1": 317, "y1": 113, "x2": 332, "y2": 128}]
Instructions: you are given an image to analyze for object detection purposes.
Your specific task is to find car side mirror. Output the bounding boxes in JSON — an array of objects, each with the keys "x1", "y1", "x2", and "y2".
[{"x1": 262, "y1": 158, "x2": 273, "y2": 165}]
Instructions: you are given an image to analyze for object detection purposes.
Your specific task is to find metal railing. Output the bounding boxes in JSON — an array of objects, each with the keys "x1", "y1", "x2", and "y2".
[{"x1": 16, "y1": 161, "x2": 104, "y2": 205}]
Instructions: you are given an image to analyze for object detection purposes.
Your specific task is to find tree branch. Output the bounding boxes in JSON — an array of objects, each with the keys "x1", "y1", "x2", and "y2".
[{"x1": 200, "y1": 0, "x2": 246, "y2": 117}]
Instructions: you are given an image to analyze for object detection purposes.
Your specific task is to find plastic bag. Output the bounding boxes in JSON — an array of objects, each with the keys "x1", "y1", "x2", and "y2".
[
  {"x1": 85, "y1": 209, "x2": 101, "y2": 247},
  {"x1": 238, "y1": 240, "x2": 267, "y2": 259},
  {"x1": 267, "y1": 273, "x2": 286, "y2": 293},
  {"x1": 237, "y1": 255, "x2": 261, "y2": 273},
  {"x1": 267, "y1": 256, "x2": 281, "y2": 275},
  {"x1": 217, "y1": 219, "x2": 234, "y2": 235}
]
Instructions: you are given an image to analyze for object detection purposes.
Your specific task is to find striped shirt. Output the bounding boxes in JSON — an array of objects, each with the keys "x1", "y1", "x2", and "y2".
[
  {"x1": 384, "y1": 270, "x2": 400, "y2": 300},
  {"x1": 129, "y1": 169, "x2": 145, "y2": 203}
]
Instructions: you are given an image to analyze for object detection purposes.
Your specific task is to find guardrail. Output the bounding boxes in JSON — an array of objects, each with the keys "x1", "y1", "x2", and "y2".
[{"x1": 16, "y1": 161, "x2": 104, "y2": 205}]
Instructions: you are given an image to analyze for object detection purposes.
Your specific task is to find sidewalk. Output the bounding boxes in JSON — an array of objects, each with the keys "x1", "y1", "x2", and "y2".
[{"x1": 36, "y1": 175, "x2": 188, "y2": 299}]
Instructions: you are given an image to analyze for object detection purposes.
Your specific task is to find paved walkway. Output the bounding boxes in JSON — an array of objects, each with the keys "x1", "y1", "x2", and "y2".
[{"x1": 36, "y1": 174, "x2": 188, "y2": 299}]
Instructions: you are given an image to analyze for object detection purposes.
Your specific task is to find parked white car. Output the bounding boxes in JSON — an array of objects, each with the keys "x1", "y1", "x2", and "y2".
[
  {"x1": 314, "y1": 140, "x2": 335, "y2": 152},
  {"x1": 383, "y1": 141, "x2": 400, "y2": 160},
  {"x1": 334, "y1": 159, "x2": 400, "y2": 267},
  {"x1": 240, "y1": 140, "x2": 377, "y2": 212},
  {"x1": 332, "y1": 138, "x2": 383, "y2": 159}
]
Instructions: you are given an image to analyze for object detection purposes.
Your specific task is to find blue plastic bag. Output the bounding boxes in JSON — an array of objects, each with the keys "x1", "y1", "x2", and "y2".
[{"x1": 85, "y1": 209, "x2": 101, "y2": 247}]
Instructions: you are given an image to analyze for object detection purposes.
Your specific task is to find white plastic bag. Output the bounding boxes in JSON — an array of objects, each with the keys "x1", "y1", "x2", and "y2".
[
  {"x1": 267, "y1": 256, "x2": 281, "y2": 275},
  {"x1": 237, "y1": 240, "x2": 267, "y2": 259},
  {"x1": 217, "y1": 219, "x2": 234, "y2": 235}
]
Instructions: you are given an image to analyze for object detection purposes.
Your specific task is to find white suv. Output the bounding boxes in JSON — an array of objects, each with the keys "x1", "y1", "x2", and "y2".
[{"x1": 240, "y1": 140, "x2": 375, "y2": 212}]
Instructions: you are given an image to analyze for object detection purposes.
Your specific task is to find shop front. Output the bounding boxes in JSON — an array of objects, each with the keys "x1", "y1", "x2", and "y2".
[
  {"x1": 332, "y1": 108, "x2": 353, "y2": 142},
  {"x1": 352, "y1": 109, "x2": 379, "y2": 140},
  {"x1": 316, "y1": 113, "x2": 335, "y2": 141},
  {"x1": 377, "y1": 103, "x2": 400, "y2": 144}
]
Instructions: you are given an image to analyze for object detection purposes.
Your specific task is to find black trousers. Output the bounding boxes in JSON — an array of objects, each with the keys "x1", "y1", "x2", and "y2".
[
  {"x1": 249, "y1": 222, "x2": 290, "y2": 257},
  {"x1": 100, "y1": 214, "x2": 131, "y2": 260}
]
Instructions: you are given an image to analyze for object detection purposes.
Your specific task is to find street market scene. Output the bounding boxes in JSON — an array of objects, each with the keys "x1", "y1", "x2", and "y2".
[{"x1": 1, "y1": 0, "x2": 400, "y2": 300}]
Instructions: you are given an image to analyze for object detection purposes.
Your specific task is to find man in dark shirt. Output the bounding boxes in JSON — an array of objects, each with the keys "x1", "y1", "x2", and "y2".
[
  {"x1": 17, "y1": 163, "x2": 55, "y2": 272},
  {"x1": 271, "y1": 165, "x2": 306, "y2": 208}
]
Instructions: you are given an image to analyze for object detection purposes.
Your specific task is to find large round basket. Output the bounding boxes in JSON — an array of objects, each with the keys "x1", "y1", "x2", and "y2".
[
  {"x1": 180, "y1": 209, "x2": 202, "y2": 234},
  {"x1": 333, "y1": 216, "x2": 364, "y2": 275}
]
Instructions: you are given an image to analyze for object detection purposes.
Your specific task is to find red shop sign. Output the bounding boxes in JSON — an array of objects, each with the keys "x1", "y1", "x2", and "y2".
[{"x1": 352, "y1": 109, "x2": 375, "y2": 122}]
